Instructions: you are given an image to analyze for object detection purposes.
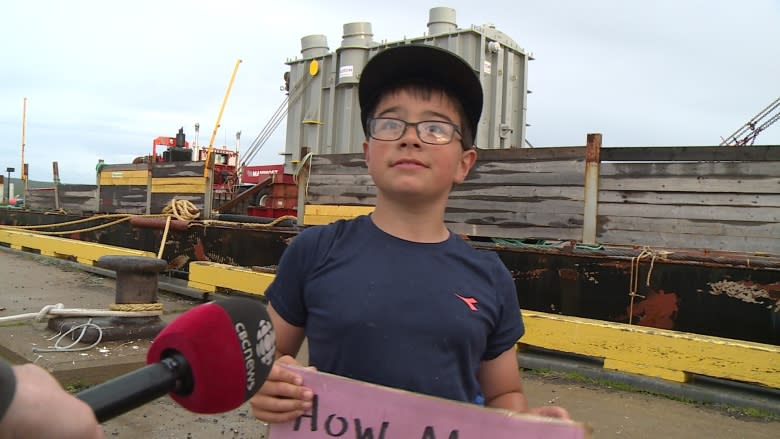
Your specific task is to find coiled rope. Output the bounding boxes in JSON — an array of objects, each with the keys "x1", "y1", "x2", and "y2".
[
  {"x1": 162, "y1": 198, "x2": 200, "y2": 221},
  {"x1": 32, "y1": 319, "x2": 103, "y2": 353}
]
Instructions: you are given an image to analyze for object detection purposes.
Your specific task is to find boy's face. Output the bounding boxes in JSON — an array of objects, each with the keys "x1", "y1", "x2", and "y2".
[{"x1": 363, "y1": 89, "x2": 477, "y2": 203}]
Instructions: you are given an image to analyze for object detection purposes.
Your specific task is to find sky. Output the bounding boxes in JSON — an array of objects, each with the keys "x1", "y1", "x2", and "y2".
[{"x1": 1, "y1": 0, "x2": 779, "y2": 184}]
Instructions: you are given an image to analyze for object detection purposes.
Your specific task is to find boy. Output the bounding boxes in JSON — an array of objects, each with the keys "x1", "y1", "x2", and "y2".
[{"x1": 250, "y1": 44, "x2": 569, "y2": 422}]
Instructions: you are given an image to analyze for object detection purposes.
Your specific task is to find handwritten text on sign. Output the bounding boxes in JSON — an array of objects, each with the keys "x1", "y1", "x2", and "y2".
[{"x1": 271, "y1": 366, "x2": 588, "y2": 439}]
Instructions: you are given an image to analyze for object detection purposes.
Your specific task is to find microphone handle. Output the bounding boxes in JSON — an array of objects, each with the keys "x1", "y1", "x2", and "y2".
[{"x1": 76, "y1": 352, "x2": 192, "y2": 422}]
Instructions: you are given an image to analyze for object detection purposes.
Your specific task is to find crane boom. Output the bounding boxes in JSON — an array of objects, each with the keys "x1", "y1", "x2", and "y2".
[
  {"x1": 204, "y1": 59, "x2": 242, "y2": 176},
  {"x1": 719, "y1": 97, "x2": 780, "y2": 146}
]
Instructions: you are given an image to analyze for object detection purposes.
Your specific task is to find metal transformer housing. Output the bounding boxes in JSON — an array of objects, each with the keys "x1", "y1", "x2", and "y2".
[{"x1": 282, "y1": 7, "x2": 533, "y2": 167}]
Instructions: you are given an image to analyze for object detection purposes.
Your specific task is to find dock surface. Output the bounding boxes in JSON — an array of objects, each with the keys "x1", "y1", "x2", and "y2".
[{"x1": 0, "y1": 248, "x2": 776, "y2": 438}]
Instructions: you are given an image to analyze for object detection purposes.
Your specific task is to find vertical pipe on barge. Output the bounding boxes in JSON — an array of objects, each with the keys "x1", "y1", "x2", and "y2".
[
  {"x1": 582, "y1": 133, "x2": 602, "y2": 245},
  {"x1": 52, "y1": 161, "x2": 61, "y2": 211}
]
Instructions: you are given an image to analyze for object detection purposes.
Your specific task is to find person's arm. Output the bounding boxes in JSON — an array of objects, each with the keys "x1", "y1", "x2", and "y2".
[
  {"x1": 478, "y1": 347, "x2": 570, "y2": 419},
  {"x1": 249, "y1": 303, "x2": 313, "y2": 423},
  {"x1": 269, "y1": 303, "x2": 307, "y2": 360},
  {"x1": 0, "y1": 363, "x2": 104, "y2": 439},
  {"x1": 0, "y1": 361, "x2": 16, "y2": 424},
  {"x1": 478, "y1": 347, "x2": 528, "y2": 412}
]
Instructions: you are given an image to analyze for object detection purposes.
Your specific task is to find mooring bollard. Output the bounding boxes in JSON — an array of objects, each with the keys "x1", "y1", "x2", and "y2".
[
  {"x1": 47, "y1": 255, "x2": 169, "y2": 343},
  {"x1": 99, "y1": 255, "x2": 168, "y2": 306}
]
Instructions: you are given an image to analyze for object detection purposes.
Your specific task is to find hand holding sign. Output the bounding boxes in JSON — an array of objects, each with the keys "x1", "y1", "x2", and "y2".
[
  {"x1": 249, "y1": 355, "x2": 316, "y2": 423},
  {"x1": 270, "y1": 366, "x2": 590, "y2": 439}
]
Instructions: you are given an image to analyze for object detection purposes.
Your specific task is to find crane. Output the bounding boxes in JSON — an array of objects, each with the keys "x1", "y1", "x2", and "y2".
[
  {"x1": 719, "y1": 97, "x2": 780, "y2": 146},
  {"x1": 203, "y1": 59, "x2": 242, "y2": 176}
]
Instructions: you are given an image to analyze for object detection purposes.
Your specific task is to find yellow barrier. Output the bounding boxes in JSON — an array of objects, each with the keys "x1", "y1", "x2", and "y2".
[
  {"x1": 188, "y1": 261, "x2": 275, "y2": 296},
  {"x1": 520, "y1": 310, "x2": 780, "y2": 388},
  {"x1": 0, "y1": 229, "x2": 155, "y2": 265}
]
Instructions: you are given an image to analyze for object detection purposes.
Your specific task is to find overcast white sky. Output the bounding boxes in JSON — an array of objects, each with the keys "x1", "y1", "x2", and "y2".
[{"x1": 1, "y1": 0, "x2": 778, "y2": 183}]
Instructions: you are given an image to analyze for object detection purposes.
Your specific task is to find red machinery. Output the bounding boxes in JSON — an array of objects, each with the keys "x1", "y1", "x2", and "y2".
[
  {"x1": 197, "y1": 147, "x2": 239, "y2": 191},
  {"x1": 241, "y1": 164, "x2": 297, "y2": 218},
  {"x1": 151, "y1": 128, "x2": 191, "y2": 162}
]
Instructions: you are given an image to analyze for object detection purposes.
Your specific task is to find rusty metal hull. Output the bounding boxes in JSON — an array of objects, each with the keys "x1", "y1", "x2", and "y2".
[
  {"x1": 2, "y1": 209, "x2": 778, "y2": 345},
  {"x1": 0, "y1": 210, "x2": 294, "y2": 271},
  {"x1": 476, "y1": 242, "x2": 780, "y2": 345}
]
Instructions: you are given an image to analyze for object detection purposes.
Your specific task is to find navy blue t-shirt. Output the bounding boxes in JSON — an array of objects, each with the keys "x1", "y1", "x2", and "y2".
[{"x1": 266, "y1": 215, "x2": 524, "y2": 404}]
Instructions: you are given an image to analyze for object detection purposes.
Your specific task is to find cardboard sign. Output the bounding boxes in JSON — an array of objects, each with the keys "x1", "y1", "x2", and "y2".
[{"x1": 272, "y1": 366, "x2": 589, "y2": 439}]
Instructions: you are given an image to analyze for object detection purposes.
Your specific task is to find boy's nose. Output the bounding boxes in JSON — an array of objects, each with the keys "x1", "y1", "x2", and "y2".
[{"x1": 399, "y1": 124, "x2": 422, "y2": 147}]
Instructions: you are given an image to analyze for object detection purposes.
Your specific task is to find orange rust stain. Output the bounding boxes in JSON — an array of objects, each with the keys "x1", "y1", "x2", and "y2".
[
  {"x1": 629, "y1": 289, "x2": 679, "y2": 329},
  {"x1": 515, "y1": 268, "x2": 547, "y2": 280},
  {"x1": 558, "y1": 268, "x2": 578, "y2": 281},
  {"x1": 168, "y1": 254, "x2": 190, "y2": 270},
  {"x1": 193, "y1": 239, "x2": 210, "y2": 262},
  {"x1": 759, "y1": 281, "x2": 780, "y2": 300}
]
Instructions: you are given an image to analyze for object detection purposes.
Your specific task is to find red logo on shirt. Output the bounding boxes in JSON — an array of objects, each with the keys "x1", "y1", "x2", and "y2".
[{"x1": 455, "y1": 294, "x2": 479, "y2": 311}]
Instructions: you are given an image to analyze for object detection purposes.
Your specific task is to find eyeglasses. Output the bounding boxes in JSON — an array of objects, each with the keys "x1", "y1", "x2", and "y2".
[{"x1": 368, "y1": 117, "x2": 462, "y2": 145}]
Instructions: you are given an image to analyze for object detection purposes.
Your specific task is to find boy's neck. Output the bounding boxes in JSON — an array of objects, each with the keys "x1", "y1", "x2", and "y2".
[{"x1": 370, "y1": 196, "x2": 450, "y2": 243}]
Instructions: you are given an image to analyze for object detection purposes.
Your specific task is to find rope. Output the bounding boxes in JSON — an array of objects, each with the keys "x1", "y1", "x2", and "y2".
[
  {"x1": 0, "y1": 303, "x2": 162, "y2": 324},
  {"x1": 0, "y1": 213, "x2": 169, "y2": 235},
  {"x1": 109, "y1": 303, "x2": 164, "y2": 312},
  {"x1": 292, "y1": 152, "x2": 313, "y2": 185},
  {"x1": 162, "y1": 198, "x2": 200, "y2": 221},
  {"x1": 1, "y1": 213, "x2": 135, "y2": 229},
  {"x1": 2, "y1": 303, "x2": 164, "y2": 353},
  {"x1": 202, "y1": 215, "x2": 297, "y2": 228},
  {"x1": 158, "y1": 215, "x2": 172, "y2": 259},
  {"x1": 44, "y1": 208, "x2": 69, "y2": 215},
  {"x1": 628, "y1": 248, "x2": 649, "y2": 324},
  {"x1": 32, "y1": 319, "x2": 103, "y2": 353},
  {"x1": 293, "y1": 152, "x2": 313, "y2": 205},
  {"x1": 627, "y1": 247, "x2": 673, "y2": 324}
]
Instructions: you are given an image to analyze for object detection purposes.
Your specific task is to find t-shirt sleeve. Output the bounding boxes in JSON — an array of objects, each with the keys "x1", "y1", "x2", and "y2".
[
  {"x1": 483, "y1": 257, "x2": 525, "y2": 360},
  {"x1": 265, "y1": 227, "x2": 321, "y2": 328}
]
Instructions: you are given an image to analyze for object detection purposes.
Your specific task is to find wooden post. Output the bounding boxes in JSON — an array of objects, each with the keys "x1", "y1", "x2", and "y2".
[
  {"x1": 0, "y1": 175, "x2": 4, "y2": 204},
  {"x1": 582, "y1": 133, "x2": 602, "y2": 245},
  {"x1": 202, "y1": 154, "x2": 215, "y2": 220},
  {"x1": 20, "y1": 98, "x2": 26, "y2": 183},
  {"x1": 145, "y1": 161, "x2": 153, "y2": 214},
  {"x1": 21, "y1": 98, "x2": 27, "y2": 207},
  {"x1": 296, "y1": 147, "x2": 311, "y2": 226},
  {"x1": 23, "y1": 163, "x2": 28, "y2": 207},
  {"x1": 52, "y1": 162, "x2": 61, "y2": 211},
  {"x1": 95, "y1": 160, "x2": 103, "y2": 213}
]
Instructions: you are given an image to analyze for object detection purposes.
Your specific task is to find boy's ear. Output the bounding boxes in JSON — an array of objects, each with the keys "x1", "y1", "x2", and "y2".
[{"x1": 454, "y1": 148, "x2": 477, "y2": 184}]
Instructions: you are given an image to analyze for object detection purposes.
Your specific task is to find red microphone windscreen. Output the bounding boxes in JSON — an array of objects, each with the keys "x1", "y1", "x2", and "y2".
[{"x1": 147, "y1": 297, "x2": 275, "y2": 413}]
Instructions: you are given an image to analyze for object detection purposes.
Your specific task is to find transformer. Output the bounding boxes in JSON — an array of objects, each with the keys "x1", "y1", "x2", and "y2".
[{"x1": 282, "y1": 7, "x2": 533, "y2": 167}]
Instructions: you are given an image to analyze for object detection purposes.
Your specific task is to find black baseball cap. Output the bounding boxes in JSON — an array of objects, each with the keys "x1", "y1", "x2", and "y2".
[{"x1": 358, "y1": 44, "x2": 483, "y2": 143}]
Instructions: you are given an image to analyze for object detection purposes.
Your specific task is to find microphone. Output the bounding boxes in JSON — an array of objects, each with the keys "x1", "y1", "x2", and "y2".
[{"x1": 76, "y1": 297, "x2": 275, "y2": 422}]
